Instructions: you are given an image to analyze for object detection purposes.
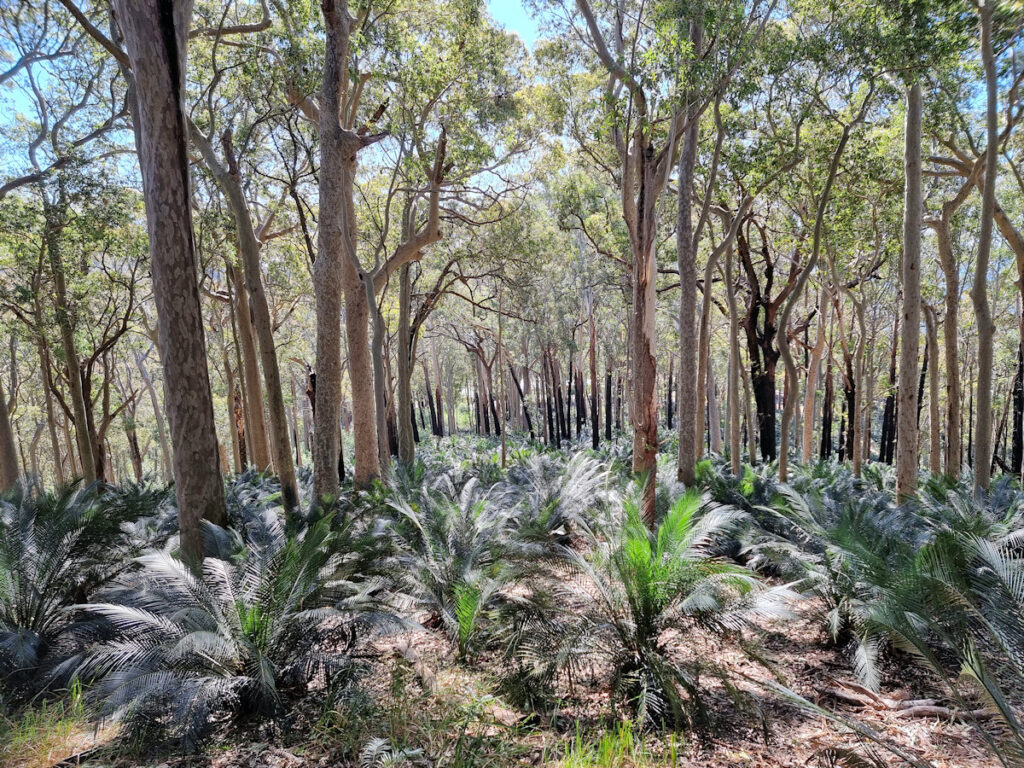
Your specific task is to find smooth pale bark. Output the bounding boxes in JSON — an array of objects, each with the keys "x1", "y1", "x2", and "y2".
[
  {"x1": 676, "y1": 79, "x2": 699, "y2": 485},
  {"x1": 34, "y1": 322, "x2": 64, "y2": 487},
  {"x1": 219, "y1": 324, "x2": 242, "y2": 474},
  {"x1": 190, "y1": 125, "x2": 297, "y2": 511},
  {"x1": 778, "y1": 107, "x2": 863, "y2": 481},
  {"x1": 0, "y1": 375, "x2": 18, "y2": 490},
  {"x1": 801, "y1": 287, "x2": 832, "y2": 463},
  {"x1": 134, "y1": 351, "x2": 172, "y2": 483},
  {"x1": 43, "y1": 194, "x2": 96, "y2": 484},
  {"x1": 228, "y1": 263, "x2": 271, "y2": 470},
  {"x1": 924, "y1": 304, "x2": 942, "y2": 474},
  {"x1": 724, "y1": 235, "x2": 743, "y2": 475},
  {"x1": 927, "y1": 217, "x2": 963, "y2": 476},
  {"x1": 708, "y1": 360, "x2": 723, "y2": 454},
  {"x1": 114, "y1": 0, "x2": 226, "y2": 564},
  {"x1": 972, "y1": 1, "x2": 998, "y2": 496},
  {"x1": 368, "y1": 284, "x2": 390, "y2": 472},
  {"x1": 314, "y1": 0, "x2": 381, "y2": 497},
  {"x1": 896, "y1": 83, "x2": 923, "y2": 501}
]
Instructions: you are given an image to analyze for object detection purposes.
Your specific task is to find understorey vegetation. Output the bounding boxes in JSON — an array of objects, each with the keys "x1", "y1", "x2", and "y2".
[{"x1": 1, "y1": 437, "x2": 1022, "y2": 766}]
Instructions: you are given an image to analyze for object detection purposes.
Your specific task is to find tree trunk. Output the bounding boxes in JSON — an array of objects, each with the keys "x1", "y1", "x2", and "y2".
[
  {"x1": 315, "y1": 0, "x2": 380, "y2": 496},
  {"x1": 135, "y1": 351, "x2": 173, "y2": 482},
  {"x1": 676, "y1": 86, "x2": 699, "y2": 485},
  {"x1": 228, "y1": 263, "x2": 271, "y2": 470},
  {"x1": 724, "y1": 231, "x2": 743, "y2": 475},
  {"x1": 820, "y1": 356, "x2": 834, "y2": 460},
  {"x1": 43, "y1": 192, "x2": 96, "y2": 484},
  {"x1": 896, "y1": 82, "x2": 922, "y2": 501},
  {"x1": 778, "y1": 113, "x2": 860, "y2": 481},
  {"x1": 925, "y1": 305, "x2": 943, "y2": 475},
  {"x1": 802, "y1": 288, "x2": 832, "y2": 463},
  {"x1": 972, "y1": 1, "x2": 997, "y2": 496},
  {"x1": 114, "y1": 0, "x2": 227, "y2": 563},
  {"x1": 852, "y1": 299, "x2": 867, "y2": 476},
  {"x1": 191, "y1": 127, "x2": 296, "y2": 510},
  {"x1": 0, "y1": 375, "x2": 18, "y2": 490},
  {"x1": 930, "y1": 222, "x2": 962, "y2": 478},
  {"x1": 396, "y1": 263, "x2": 415, "y2": 464}
]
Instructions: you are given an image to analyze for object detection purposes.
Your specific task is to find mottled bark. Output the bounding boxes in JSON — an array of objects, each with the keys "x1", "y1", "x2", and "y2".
[{"x1": 114, "y1": 0, "x2": 227, "y2": 564}]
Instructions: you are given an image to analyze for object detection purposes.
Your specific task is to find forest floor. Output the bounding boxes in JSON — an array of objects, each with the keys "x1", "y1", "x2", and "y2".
[{"x1": 4, "y1": 600, "x2": 1012, "y2": 768}]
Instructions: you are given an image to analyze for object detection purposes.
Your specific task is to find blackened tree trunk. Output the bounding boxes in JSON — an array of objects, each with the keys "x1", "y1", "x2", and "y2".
[{"x1": 820, "y1": 359, "x2": 834, "y2": 460}]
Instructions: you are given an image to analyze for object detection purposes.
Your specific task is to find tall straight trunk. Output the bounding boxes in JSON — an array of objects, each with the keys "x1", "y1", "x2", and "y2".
[
  {"x1": 695, "y1": 248, "x2": 720, "y2": 460},
  {"x1": 741, "y1": 349, "x2": 757, "y2": 463},
  {"x1": 290, "y1": 376, "x2": 302, "y2": 468},
  {"x1": 724, "y1": 233, "x2": 743, "y2": 475},
  {"x1": 972, "y1": 1, "x2": 998, "y2": 496},
  {"x1": 43, "y1": 193, "x2": 95, "y2": 484},
  {"x1": 191, "y1": 128, "x2": 297, "y2": 510},
  {"x1": 589, "y1": 302, "x2": 599, "y2": 449},
  {"x1": 34, "y1": 288, "x2": 65, "y2": 486},
  {"x1": 423, "y1": 359, "x2": 440, "y2": 436},
  {"x1": 135, "y1": 351, "x2": 173, "y2": 482},
  {"x1": 930, "y1": 222, "x2": 963, "y2": 477},
  {"x1": 896, "y1": 82, "x2": 923, "y2": 501},
  {"x1": 925, "y1": 305, "x2": 942, "y2": 475},
  {"x1": 880, "y1": 313, "x2": 899, "y2": 464},
  {"x1": 861, "y1": 327, "x2": 876, "y2": 469},
  {"x1": 666, "y1": 358, "x2": 674, "y2": 430},
  {"x1": 369, "y1": 285, "x2": 391, "y2": 471},
  {"x1": 228, "y1": 264, "x2": 271, "y2": 470},
  {"x1": 604, "y1": 366, "x2": 613, "y2": 442},
  {"x1": 315, "y1": 0, "x2": 381, "y2": 496},
  {"x1": 676, "y1": 78, "x2": 699, "y2": 485},
  {"x1": 802, "y1": 288, "x2": 832, "y2": 463},
  {"x1": 221, "y1": 327, "x2": 242, "y2": 473},
  {"x1": 852, "y1": 299, "x2": 867, "y2": 476},
  {"x1": 498, "y1": 295, "x2": 508, "y2": 466},
  {"x1": 0, "y1": 376, "x2": 18, "y2": 490},
  {"x1": 114, "y1": 0, "x2": 226, "y2": 563},
  {"x1": 396, "y1": 263, "x2": 415, "y2": 464},
  {"x1": 543, "y1": 350, "x2": 554, "y2": 445},
  {"x1": 1014, "y1": 327, "x2": 1024, "y2": 476},
  {"x1": 708, "y1": 360, "x2": 723, "y2": 454}
]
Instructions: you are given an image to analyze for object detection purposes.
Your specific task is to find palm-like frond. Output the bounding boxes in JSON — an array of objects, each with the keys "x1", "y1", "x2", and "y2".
[
  {"x1": 504, "y1": 487, "x2": 794, "y2": 727},
  {"x1": 75, "y1": 514, "x2": 398, "y2": 750}
]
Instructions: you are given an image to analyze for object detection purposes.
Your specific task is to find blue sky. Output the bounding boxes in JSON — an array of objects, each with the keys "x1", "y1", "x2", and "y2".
[{"x1": 486, "y1": 0, "x2": 539, "y2": 50}]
